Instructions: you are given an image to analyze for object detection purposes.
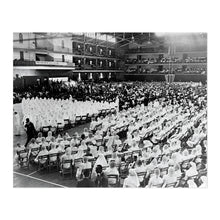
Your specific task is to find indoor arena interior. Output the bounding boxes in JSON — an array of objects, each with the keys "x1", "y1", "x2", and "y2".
[{"x1": 13, "y1": 32, "x2": 207, "y2": 188}]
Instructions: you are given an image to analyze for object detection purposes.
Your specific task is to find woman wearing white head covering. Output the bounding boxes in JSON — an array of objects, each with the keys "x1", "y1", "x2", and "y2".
[
  {"x1": 195, "y1": 145, "x2": 202, "y2": 156},
  {"x1": 186, "y1": 162, "x2": 198, "y2": 177},
  {"x1": 162, "y1": 144, "x2": 171, "y2": 155},
  {"x1": 146, "y1": 158, "x2": 158, "y2": 174},
  {"x1": 174, "y1": 163, "x2": 182, "y2": 178},
  {"x1": 169, "y1": 151, "x2": 182, "y2": 165},
  {"x1": 141, "y1": 149, "x2": 151, "y2": 162},
  {"x1": 73, "y1": 148, "x2": 84, "y2": 160},
  {"x1": 143, "y1": 140, "x2": 153, "y2": 149},
  {"x1": 181, "y1": 149, "x2": 191, "y2": 161},
  {"x1": 199, "y1": 176, "x2": 207, "y2": 188},
  {"x1": 14, "y1": 111, "x2": 22, "y2": 136},
  {"x1": 78, "y1": 140, "x2": 87, "y2": 151},
  {"x1": 124, "y1": 134, "x2": 134, "y2": 147},
  {"x1": 187, "y1": 179, "x2": 198, "y2": 188},
  {"x1": 90, "y1": 146, "x2": 98, "y2": 158},
  {"x1": 91, "y1": 153, "x2": 108, "y2": 179},
  {"x1": 105, "y1": 160, "x2": 119, "y2": 185},
  {"x1": 162, "y1": 167, "x2": 178, "y2": 187},
  {"x1": 123, "y1": 169, "x2": 140, "y2": 188},
  {"x1": 93, "y1": 153, "x2": 108, "y2": 168},
  {"x1": 147, "y1": 168, "x2": 163, "y2": 188},
  {"x1": 151, "y1": 145, "x2": 161, "y2": 158}
]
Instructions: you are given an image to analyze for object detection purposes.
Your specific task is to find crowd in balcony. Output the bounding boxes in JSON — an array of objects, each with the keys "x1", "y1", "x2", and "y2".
[
  {"x1": 125, "y1": 56, "x2": 207, "y2": 65},
  {"x1": 74, "y1": 58, "x2": 117, "y2": 70},
  {"x1": 126, "y1": 66, "x2": 207, "y2": 74},
  {"x1": 72, "y1": 42, "x2": 116, "y2": 58}
]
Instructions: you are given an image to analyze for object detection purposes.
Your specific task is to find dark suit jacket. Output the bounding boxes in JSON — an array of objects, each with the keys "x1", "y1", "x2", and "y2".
[{"x1": 76, "y1": 178, "x2": 95, "y2": 187}]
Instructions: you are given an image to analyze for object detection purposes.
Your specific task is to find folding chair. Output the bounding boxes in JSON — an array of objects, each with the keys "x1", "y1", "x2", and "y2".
[
  {"x1": 69, "y1": 119, "x2": 75, "y2": 127},
  {"x1": 160, "y1": 166, "x2": 169, "y2": 175},
  {"x1": 64, "y1": 119, "x2": 70, "y2": 129},
  {"x1": 67, "y1": 137, "x2": 72, "y2": 141},
  {"x1": 88, "y1": 157, "x2": 96, "y2": 167},
  {"x1": 29, "y1": 147, "x2": 40, "y2": 164},
  {"x1": 42, "y1": 126, "x2": 50, "y2": 136},
  {"x1": 106, "y1": 109, "x2": 111, "y2": 115},
  {"x1": 60, "y1": 159, "x2": 73, "y2": 179},
  {"x1": 48, "y1": 153, "x2": 59, "y2": 172},
  {"x1": 107, "y1": 174, "x2": 120, "y2": 187},
  {"x1": 64, "y1": 144, "x2": 71, "y2": 150},
  {"x1": 132, "y1": 150, "x2": 142, "y2": 158},
  {"x1": 81, "y1": 168, "x2": 92, "y2": 179},
  {"x1": 96, "y1": 138, "x2": 103, "y2": 147},
  {"x1": 100, "y1": 109, "x2": 107, "y2": 117},
  {"x1": 38, "y1": 155, "x2": 49, "y2": 172},
  {"x1": 81, "y1": 115, "x2": 88, "y2": 124},
  {"x1": 124, "y1": 151, "x2": 133, "y2": 163},
  {"x1": 75, "y1": 116, "x2": 82, "y2": 125},
  {"x1": 119, "y1": 162, "x2": 128, "y2": 186},
  {"x1": 50, "y1": 126, "x2": 57, "y2": 135},
  {"x1": 102, "y1": 165, "x2": 109, "y2": 172},
  {"x1": 17, "y1": 149, "x2": 29, "y2": 169},
  {"x1": 71, "y1": 150, "x2": 78, "y2": 155},
  {"x1": 73, "y1": 158, "x2": 83, "y2": 174},
  {"x1": 110, "y1": 108, "x2": 116, "y2": 114},
  {"x1": 57, "y1": 123, "x2": 64, "y2": 133},
  {"x1": 105, "y1": 154, "x2": 112, "y2": 161},
  {"x1": 198, "y1": 168, "x2": 207, "y2": 177},
  {"x1": 166, "y1": 181, "x2": 178, "y2": 188},
  {"x1": 137, "y1": 171, "x2": 147, "y2": 187},
  {"x1": 152, "y1": 182, "x2": 163, "y2": 188}
]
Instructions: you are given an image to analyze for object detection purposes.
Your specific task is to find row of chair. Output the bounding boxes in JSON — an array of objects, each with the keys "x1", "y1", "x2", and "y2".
[{"x1": 40, "y1": 107, "x2": 117, "y2": 136}]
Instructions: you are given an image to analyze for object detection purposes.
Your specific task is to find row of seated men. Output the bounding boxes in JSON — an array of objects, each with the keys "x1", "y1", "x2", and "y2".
[{"x1": 15, "y1": 84, "x2": 207, "y2": 187}]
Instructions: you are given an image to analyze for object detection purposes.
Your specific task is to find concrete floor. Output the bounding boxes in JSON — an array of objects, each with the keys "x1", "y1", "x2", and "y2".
[{"x1": 13, "y1": 123, "x2": 90, "y2": 188}]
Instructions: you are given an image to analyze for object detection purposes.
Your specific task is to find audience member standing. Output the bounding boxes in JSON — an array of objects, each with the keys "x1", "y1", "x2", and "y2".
[{"x1": 24, "y1": 118, "x2": 36, "y2": 147}]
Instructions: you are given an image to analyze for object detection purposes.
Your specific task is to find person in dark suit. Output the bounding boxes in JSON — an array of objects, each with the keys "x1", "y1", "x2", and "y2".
[
  {"x1": 94, "y1": 165, "x2": 108, "y2": 187},
  {"x1": 76, "y1": 169, "x2": 95, "y2": 187},
  {"x1": 24, "y1": 118, "x2": 37, "y2": 147}
]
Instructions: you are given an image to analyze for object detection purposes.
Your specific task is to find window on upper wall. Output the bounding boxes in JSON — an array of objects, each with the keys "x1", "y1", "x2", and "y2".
[
  {"x1": 62, "y1": 40, "x2": 64, "y2": 49},
  {"x1": 20, "y1": 51, "x2": 24, "y2": 60},
  {"x1": 19, "y1": 33, "x2": 23, "y2": 43}
]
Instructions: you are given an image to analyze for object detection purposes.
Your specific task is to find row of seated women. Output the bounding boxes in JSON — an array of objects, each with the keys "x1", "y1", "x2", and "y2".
[
  {"x1": 15, "y1": 82, "x2": 207, "y2": 187},
  {"x1": 21, "y1": 96, "x2": 118, "y2": 131},
  {"x1": 15, "y1": 119, "x2": 207, "y2": 188}
]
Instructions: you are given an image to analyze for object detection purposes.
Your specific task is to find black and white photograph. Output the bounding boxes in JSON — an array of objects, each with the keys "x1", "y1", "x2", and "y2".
[
  {"x1": 2, "y1": 1, "x2": 220, "y2": 220},
  {"x1": 13, "y1": 32, "x2": 207, "y2": 188}
]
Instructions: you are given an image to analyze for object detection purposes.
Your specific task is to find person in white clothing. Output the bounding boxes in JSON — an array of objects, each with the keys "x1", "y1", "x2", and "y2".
[{"x1": 14, "y1": 111, "x2": 22, "y2": 136}]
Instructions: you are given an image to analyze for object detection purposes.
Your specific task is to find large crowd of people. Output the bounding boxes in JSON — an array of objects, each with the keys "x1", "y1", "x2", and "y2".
[
  {"x1": 125, "y1": 56, "x2": 207, "y2": 64},
  {"x1": 21, "y1": 97, "x2": 118, "y2": 131},
  {"x1": 15, "y1": 81, "x2": 207, "y2": 188},
  {"x1": 126, "y1": 66, "x2": 207, "y2": 74}
]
